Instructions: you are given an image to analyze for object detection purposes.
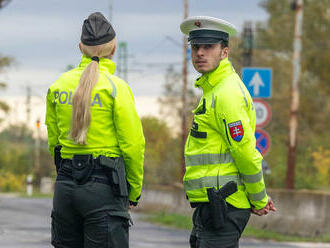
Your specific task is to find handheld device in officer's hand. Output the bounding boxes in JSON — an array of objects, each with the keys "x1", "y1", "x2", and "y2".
[{"x1": 207, "y1": 181, "x2": 238, "y2": 229}]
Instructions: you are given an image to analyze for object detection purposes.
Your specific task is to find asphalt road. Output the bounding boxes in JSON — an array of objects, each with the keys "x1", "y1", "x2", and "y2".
[{"x1": 0, "y1": 195, "x2": 328, "y2": 248}]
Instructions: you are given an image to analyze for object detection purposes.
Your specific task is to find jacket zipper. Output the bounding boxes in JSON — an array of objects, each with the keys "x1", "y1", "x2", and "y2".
[{"x1": 223, "y1": 119, "x2": 232, "y2": 146}]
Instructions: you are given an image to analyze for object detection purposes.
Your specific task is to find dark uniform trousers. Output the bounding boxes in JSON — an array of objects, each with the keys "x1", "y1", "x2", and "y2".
[
  {"x1": 190, "y1": 203, "x2": 250, "y2": 248},
  {"x1": 51, "y1": 160, "x2": 130, "y2": 248}
]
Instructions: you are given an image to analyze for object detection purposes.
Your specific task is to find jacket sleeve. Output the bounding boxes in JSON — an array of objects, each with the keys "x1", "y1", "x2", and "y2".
[
  {"x1": 45, "y1": 88, "x2": 59, "y2": 157},
  {"x1": 215, "y1": 88, "x2": 268, "y2": 210},
  {"x1": 113, "y1": 81, "x2": 145, "y2": 204}
]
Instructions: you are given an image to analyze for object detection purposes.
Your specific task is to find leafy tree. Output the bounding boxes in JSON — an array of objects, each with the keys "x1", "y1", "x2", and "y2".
[
  {"x1": 159, "y1": 64, "x2": 199, "y2": 128},
  {"x1": 158, "y1": 65, "x2": 200, "y2": 180},
  {"x1": 141, "y1": 116, "x2": 181, "y2": 185},
  {"x1": 0, "y1": 125, "x2": 54, "y2": 188},
  {"x1": 0, "y1": 54, "x2": 13, "y2": 120},
  {"x1": 312, "y1": 147, "x2": 330, "y2": 187},
  {"x1": 1, "y1": 0, "x2": 14, "y2": 117},
  {"x1": 230, "y1": 0, "x2": 329, "y2": 189}
]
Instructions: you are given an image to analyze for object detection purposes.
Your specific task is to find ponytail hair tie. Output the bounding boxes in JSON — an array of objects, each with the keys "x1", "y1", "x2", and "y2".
[{"x1": 91, "y1": 56, "x2": 99, "y2": 63}]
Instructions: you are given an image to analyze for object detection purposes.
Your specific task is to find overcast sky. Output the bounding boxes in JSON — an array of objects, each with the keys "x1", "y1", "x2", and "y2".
[{"x1": 0, "y1": 0, "x2": 268, "y2": 97}]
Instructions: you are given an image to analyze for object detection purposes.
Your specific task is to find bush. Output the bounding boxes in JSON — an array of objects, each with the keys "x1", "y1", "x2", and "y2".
[
  {"x1": 141, "y1": 116, "x2": 181, "y2": 185},
  {"x1": 0, "y1": 171, "x2": 26, "y2": 192},
  {"x1": 312, "y1": 147, "x2": 330, "y2": 187}
]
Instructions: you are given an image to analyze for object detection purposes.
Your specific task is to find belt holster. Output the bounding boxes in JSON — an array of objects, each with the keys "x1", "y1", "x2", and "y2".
[
  {"x1": 72, "y1": 154, "x2": 94, "y2": 185},
  {"x1": 99, "y1": 156, "x2": 129, "y2": 197},
  {"x1": 54, "y1": 146, "x2": 62, "y2": 173},
  {"x1": 207, "y1": 181, "x2": 238, "y2": 230}
]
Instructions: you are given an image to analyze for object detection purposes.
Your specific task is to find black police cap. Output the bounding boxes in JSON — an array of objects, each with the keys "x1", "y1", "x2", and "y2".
[{"x1": 81, "y1": 12, "x2": 116, "y2": 46}]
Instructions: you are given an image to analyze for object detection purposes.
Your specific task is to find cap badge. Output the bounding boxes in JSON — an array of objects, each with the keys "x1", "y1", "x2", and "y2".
[{"x1": 194, "y1": 21, "x2": 201, "y2": 28}]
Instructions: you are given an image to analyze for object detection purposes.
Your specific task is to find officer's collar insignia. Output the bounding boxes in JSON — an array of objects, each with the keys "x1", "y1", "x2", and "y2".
[{"x1": 228, "y1": 120, "x2": 244, "y2": 142}]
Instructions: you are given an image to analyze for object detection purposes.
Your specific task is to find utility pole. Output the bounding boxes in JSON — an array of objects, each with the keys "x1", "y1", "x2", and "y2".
[
  {"x1": 242, "y1": 21, "x2": 253, "y2": 67},
  {"x1": 180, "y1": 0, "x2": 188, "y2": 180},
  {"x1": 117, "y1": 42, "x2": 128, "y2": 82},
  {"x1": 286, "y1": 0, "x2": 304, "y2": 189},
  {"x1": 26, "y1": 85, "x2": 31, "y2": 127},
  {"x1": 35, "y1": 119, "x2": 41, "y2": 180},
  {"x1": 26, "y1": 85, "x2": 33, "y2": 196},
  {"x1": 108, "y1": 0, "x2": 113, "y2": 22}
]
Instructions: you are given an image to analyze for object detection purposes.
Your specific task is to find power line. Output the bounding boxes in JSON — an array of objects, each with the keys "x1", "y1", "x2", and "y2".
[{"x1": 117, "y1": 41, "x2": 128, "y2": 82}]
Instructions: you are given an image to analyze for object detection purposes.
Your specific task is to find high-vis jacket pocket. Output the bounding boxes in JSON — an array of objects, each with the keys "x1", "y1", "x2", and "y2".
[{"x1": 190, "y1": 129, "x2": 207, "y2": 138}]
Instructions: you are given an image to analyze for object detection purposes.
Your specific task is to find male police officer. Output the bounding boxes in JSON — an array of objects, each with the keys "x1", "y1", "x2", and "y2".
[{"x1": 180, "y1": 16, "x2": 276, "y2": 248}]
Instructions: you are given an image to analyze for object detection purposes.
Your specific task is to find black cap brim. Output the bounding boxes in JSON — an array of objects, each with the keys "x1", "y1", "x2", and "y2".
[
  {"x1": 188, "y1": 29, "x2": 228, "y2": 45},
  {"x1": 189, "y1": 37, "x2": 223, "y2": 44}
]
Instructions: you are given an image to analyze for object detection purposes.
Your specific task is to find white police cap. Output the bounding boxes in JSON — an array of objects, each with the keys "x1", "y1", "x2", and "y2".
[{"x1": 180, "y1": 16, "x2": 237, "y2": 44}]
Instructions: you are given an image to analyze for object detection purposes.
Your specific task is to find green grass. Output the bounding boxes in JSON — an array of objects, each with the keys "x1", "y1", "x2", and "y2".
[
  {"x1": 145, "y1": 211, "x2": 193, "y2": 230},
  {"x1": 243, "y1": 226, "x2": 330, "y2": 243},
  {"x1": 20, "y1": 192, "x2": 53, "y2": 198},
  {"x1": 144, "y1": 211, "x2": 330, "y2": 243}
]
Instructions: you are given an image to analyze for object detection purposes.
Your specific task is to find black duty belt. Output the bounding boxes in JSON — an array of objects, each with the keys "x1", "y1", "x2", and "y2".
[{"x1": 57, "y1": 159, "x2": 111, "y2": 185}]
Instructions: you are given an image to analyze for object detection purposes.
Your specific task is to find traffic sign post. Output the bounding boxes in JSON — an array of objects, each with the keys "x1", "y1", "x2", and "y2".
[
  {"x1": 255, "y1": 129, "x2": 271, "y2": 156},
  {"x1": 242, "y1": 68, "x2": 272, "y2": 98},
  {"x1": 253, "y1": 99, "x2": 272, "y2": 128}
]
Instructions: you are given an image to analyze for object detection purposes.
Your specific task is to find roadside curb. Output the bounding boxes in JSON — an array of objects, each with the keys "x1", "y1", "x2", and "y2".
[
  {"x1": 0, "y1": 193, "x2": 19, "y2": 198},
  {"x1": 241, "y1": 238, "x2": 330, "y2": 248}
]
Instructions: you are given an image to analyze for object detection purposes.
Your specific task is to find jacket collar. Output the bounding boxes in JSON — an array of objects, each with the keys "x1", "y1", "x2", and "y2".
[
  {"x1": 194, "y1": 58, "x2": 235, "y2": 93},
  {"x1": 79, "y1": 55, "x2": 116, "y2": 75}
]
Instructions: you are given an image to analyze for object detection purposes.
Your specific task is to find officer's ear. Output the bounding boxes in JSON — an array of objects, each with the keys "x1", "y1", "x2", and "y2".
[
  {"x1": 79, "y1": 43, "x2": 83, "y2": 53},
  {"x1": 110, "y1": 43, "x2": 116, "y2": 57},
  {"x1": 220, "y1": 47, "x2": 229, "y2": 59}
]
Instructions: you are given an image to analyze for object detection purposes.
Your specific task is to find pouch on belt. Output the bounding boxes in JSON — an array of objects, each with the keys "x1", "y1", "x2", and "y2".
[
  {"x1": 99, "y1": 156, "x2": 129, "y2": 197},
  {"x1": 72, "y1": 154, "x2": 95, "y2": 185}
]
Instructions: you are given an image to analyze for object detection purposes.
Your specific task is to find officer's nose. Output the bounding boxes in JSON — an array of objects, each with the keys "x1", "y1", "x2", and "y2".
[{"x1": 196, "y1": 47, "x2": 204, "y2": 56}]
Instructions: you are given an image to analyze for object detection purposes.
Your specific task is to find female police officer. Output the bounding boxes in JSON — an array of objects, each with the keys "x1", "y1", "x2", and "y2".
[{"x1": 45, "y1": 12, "x2": 145, "y2": 248}]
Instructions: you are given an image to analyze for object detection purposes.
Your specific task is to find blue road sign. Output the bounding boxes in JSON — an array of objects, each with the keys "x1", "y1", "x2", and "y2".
[
  {"x1": 187, "y1": 47, "x2": 191, "y2": 61},
  {"x1": 242, "y1": 68, "x2": 272, "y2": 98},
  {"x1": 255, "y1": 129, "x2": 271, "y2": 156}
]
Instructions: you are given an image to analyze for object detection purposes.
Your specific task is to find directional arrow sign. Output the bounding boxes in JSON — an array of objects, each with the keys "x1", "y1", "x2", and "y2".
[
  {"x1": 249, "y1": 72, "x2": 264, "y2": 96},
  {"x1": 242, "y1": 68, "x2": 272, "y2": 98}
]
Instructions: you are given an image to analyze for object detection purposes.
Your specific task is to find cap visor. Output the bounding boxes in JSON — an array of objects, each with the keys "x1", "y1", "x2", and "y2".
[{"x1": 189, "y1": 37, "x2": 222, "y2": 44}]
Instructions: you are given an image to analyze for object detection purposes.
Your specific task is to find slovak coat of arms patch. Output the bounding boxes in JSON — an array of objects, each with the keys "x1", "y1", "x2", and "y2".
[{"x1": 228, "y1": 120, "x2": 244, "y2": 142}]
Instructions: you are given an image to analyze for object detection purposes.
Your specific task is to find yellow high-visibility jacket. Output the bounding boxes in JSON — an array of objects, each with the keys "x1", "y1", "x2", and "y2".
[
  {"x1": 45, "y1": 55, "x2": 145, "y2": 203},
  {"x1": 184, "y1": 58, "x2": 268, "y2": 210}
]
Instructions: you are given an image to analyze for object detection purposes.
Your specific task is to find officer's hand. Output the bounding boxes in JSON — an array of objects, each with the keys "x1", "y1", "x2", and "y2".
[
  {"x1": 128, "y1": 200, "x2": 138, "y2": 210},
  {"x1": 267, "y1": 197, "x2": 276, "y2": 212},
  {"x1": 251, "y1": 197, "x2": 276, "y2": 216},
  {"x1": 128, "y1": 205, "x2": 135, "y2": 210}
]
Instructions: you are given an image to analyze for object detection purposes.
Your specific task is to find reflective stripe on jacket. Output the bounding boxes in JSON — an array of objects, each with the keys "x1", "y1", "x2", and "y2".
[
  {"x1": 184, "y1": 58, "x2": 268, "y2": 210},
  {"x1": 45, "y1": 55, "x2": 145, "y2": 203}
]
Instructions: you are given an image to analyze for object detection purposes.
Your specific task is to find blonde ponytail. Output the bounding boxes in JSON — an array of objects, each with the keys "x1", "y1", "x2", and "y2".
[{"x1": 70, "y1": 39, "x2": 116, "y2": 144}]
